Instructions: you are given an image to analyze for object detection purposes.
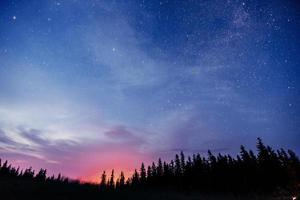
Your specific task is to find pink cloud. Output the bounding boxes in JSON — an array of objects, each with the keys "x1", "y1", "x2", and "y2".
[{"x1": 0, "y1": 125, "x2": 154, "y2": 183}]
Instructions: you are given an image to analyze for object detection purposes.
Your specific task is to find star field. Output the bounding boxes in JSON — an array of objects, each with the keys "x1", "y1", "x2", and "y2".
[{"x1": 0, "y1": 0, "x2": 299, "y2": 181}]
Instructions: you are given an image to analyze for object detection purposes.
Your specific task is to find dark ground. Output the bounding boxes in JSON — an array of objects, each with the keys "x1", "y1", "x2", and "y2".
[{"x1": 1, "y1": 179, "x2": 298, "y2": 200}]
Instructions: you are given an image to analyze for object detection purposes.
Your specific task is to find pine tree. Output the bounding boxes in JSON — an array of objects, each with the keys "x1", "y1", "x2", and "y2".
[
  {"x1": 35, "y1": 168, "x2": 47, "y2": 181},
  {"x1": 109, "y1": 170, "x2": 115, "y2": 189},
  {"x1": 147, "y1": 166, "x2": 152, "y2": 182},
  {"x1": 157, "y1": 158, "x2": 163, "y2": 177},
  {"x1": 175, "y1": 154, "x2": 181, "y2": 176},
  {"x1": 119, "y1": 171, "x2": 125, "y2": 188},
  {"x1": 151, "y1": 162, "x2": 157, "y2": 178},
  {"x1": 180, "y1": 151, "x2": 185, "y2": 173},
  {"x1": 140, "y1": 163, "x2": 146, "y2": 185},
  {"x1": 100, "y1": 171, "x2": 107, "y2": 189},
  {"x1": 132, "y1": 169, "x2": 140, "y2": 186}
]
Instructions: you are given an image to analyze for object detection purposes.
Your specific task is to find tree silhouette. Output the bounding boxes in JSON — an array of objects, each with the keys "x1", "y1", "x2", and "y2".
[
  {"x1": 175, "y1": 154, "x2": 181, "y2": 177},
  {"x1": 109, "y1": 170, "x2": 115, "y2": 189},
  {"x1": 119, "y1": 171, "x2": 125, "y2": 188},
  {"x1": 123, "y1": 138, "x2": 300, "y2": 194},
  {"x1": 35, "y1": 168, "x2": 47, "y2": 182},
  {"x1": 140, "y1": 163, "x2": 146, "y2": 185},
  {"x1": 100, "y1": 170, "x2": 107, "y2": 191},
  {"x1": 0, "y1": 138, "x2": 299, "y2": 198}
]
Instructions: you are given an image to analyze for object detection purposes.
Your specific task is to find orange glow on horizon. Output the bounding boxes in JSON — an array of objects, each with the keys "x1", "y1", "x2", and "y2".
[
  {"x1": 81, "y1": 168, "x2": 134, "y2": 183},
  {"x1": 73, "y1": 145, "x2": 154, "y2": 184},
  {"x1": 2, "y1": 143, "x2": 156, "y2": 184}
]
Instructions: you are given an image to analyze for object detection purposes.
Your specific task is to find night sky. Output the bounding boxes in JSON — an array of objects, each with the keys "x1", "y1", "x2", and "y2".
[{"x1": 0, "y1": 0, "x2": 299, "y2": 182}]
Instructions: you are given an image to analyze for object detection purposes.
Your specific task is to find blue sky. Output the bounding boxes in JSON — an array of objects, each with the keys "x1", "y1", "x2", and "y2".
[{"x1": 0, "y1": 0, "x2": 299, "y2": 181}]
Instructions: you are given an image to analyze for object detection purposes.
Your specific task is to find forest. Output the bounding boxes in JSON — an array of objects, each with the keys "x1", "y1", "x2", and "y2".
[{"x1": 0, "y1": 138, "x2": 299, "y2": 199}]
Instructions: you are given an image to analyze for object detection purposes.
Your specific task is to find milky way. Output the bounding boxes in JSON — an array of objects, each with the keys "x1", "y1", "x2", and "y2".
[{"x1": 0, "y1": 0, "x2": 299, "y2": 182}]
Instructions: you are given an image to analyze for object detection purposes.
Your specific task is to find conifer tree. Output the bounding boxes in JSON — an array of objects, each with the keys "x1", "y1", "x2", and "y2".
[
  {"x1": 175, "y1": 154, "x2": 181, "y2": 176},
  {"x1": 157, "y1": 158, "x2": 163, "y2": 177},
  {"x1": 119, "y1": 171, "x2": 125, "y2": 188},
  {"x1": 109, "y1": 170, "x2": 115, "y2": 189},
  {"x1": 132, "y1": 169, "x2": 140, "y2": 186},
  {"x1": 140, "y1": 163, "x2": 146, "y2": 185},
  {"x1": 100, "y1": 171, "x2": 107, "y2": 189}
]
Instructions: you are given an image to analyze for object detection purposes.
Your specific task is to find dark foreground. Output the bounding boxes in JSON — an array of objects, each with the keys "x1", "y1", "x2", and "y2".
[
  {"x1": 0, "y1": 179, "x2": 299, "y2": 200},
  {"x1": 1, "y1": 139, "x2": 299, "y2": 199}
]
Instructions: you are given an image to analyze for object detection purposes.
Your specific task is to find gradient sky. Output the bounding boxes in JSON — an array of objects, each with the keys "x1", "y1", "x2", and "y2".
[{"x1": 0, "y1": 0, "x2": 299, "y2": 182}]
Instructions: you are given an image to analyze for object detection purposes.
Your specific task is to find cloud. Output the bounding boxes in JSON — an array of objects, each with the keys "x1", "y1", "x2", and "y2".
[
  {"x1": 17, "y1": 128, "x2": 49, "y2": 147},
  {"x1": 1, "y1": 0, "x2": 293, "y2": 182},
  {"x1": 104, "y1": 125, "x2": 145, "y2": 146},
  {"x1": 82, "y1": 11, "x2": 167, "y2": 90},
  {"x1": 0, "y1": 126, "x2": 79, "y2": 160},
  {"x1": 0, "y1": 128, "x2": 17, "y2": 145},
  {"x1": 0, "y1": 120, "x2": 155, "y2": 182}
]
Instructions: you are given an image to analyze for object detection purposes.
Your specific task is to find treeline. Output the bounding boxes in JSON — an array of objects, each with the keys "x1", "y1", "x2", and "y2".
[
  {"x1": 0, "y1": 160, "x2": 69, "y2": 183},
  {"x1": 1, "y1": 138, "x2": 300, "y2": 196},
  {"x1": 0, "y1": 159, "x2": 99, "y2": 199},
  {"x1": 100, "y1": 138, "x2": 300, "y2": 193}
]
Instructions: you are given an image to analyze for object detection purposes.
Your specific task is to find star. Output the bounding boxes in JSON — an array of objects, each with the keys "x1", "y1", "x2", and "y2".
[{"x1": 0, "y1": 0, "x2": 299, "y2": 183}]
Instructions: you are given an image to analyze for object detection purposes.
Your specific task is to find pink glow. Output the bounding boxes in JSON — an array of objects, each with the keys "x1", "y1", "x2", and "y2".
[
  {"x1": 74, "y1": 146, "x2": 152, "y2": 183},
  {"x1": 1, "y1": 143, "x2": 154, "y2": 183}
]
